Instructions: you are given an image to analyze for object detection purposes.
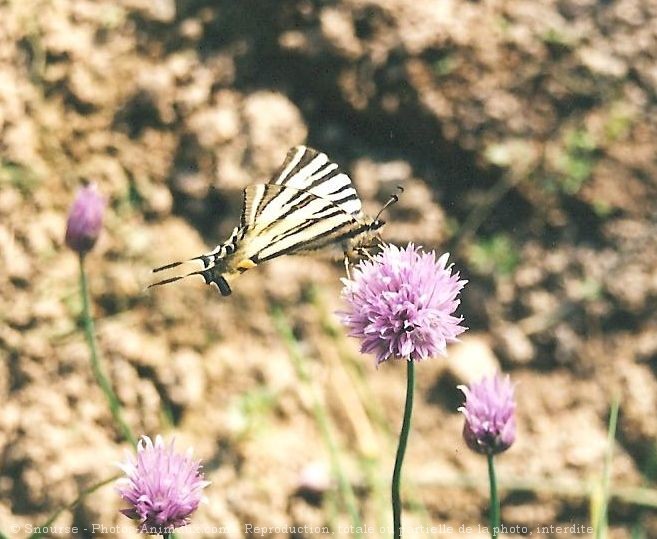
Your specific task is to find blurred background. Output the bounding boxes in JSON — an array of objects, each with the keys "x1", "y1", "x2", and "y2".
[{"x1": 1, "y1": 0, "x2": 656, "y2": 537}]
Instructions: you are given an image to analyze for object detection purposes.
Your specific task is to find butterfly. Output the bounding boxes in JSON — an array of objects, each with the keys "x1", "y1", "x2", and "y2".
[{"x1": 150, "y1": 145, "x2": 401, "y2": 296}]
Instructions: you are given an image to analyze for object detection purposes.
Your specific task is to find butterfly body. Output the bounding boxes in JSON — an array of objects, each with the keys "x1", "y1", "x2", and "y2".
[{"x1": 151, "y1": 145, "x2": 387, "y2": 296}]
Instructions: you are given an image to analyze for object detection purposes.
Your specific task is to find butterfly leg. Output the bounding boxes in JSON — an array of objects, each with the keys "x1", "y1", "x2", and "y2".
[
  {"x1": 356, "y1": 247, "x2": 375, "y2": 261},
  {"x1": 343, "y1": 253, "x2": 352, "y2": 280}
]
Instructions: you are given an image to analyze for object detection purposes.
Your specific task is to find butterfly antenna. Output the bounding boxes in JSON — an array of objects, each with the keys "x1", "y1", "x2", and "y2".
[{"x1": 375, "y1": 185, "x2": 404, "y2": 221}]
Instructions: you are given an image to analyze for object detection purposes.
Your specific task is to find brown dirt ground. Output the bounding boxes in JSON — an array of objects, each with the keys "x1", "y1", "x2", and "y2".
[{"x1": 1, "y1": 1, "x2": 657, "y2": 538}]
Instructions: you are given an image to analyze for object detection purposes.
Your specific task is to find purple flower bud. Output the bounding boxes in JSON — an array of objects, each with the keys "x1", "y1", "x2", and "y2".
[
  {"x1": 65, "y1": 184, "x2": 105, "y2": 254},
  {"x1": 116, "y1": 436, "x2": 210, "y2": 534},
  {"x1": 339, "y1": 243, "x2": 467, "y2": 365},
  {"x1": 458, "y1": 373, "x2": 516, "y2": 455}
]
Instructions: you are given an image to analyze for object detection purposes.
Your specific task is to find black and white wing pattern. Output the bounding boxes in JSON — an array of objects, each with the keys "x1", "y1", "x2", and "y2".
[
  {"x1": 268, "y1": 145, "x2": 362, "y2": 216},
  {"x1": 237, "y1": 146, "x2": 373, "y2": 263},
  {"x1": 150, "y1": 145, "x2": 382, "y2": 296}
]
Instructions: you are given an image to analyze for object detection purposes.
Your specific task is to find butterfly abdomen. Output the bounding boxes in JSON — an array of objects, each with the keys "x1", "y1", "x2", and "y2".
[
  {"x1": 149, "y1": 228, "x2": 247, "y2": 296},
  {"x1": 195, "y1": 266, "x2": 233, "y2": 296}
]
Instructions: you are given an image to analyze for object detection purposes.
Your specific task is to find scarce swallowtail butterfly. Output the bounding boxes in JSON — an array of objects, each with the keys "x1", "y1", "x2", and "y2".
[{"x1": 150, "y1": 145, "x2": 400, "y2": 296}]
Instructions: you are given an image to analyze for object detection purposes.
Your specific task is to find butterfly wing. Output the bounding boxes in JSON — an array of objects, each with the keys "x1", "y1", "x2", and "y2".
[
  {"x1": 238, "y1": 183, "x2": 371, "y2": 263},
  {"x1": 230, "y1": 146, "x2": 370, "y2": 263},
  {"x1": 150, "y1": 145, "x2": 373, "y2": 296},
  {"x1": 268, "y1": 145, "x2": 362, "y2": 216}
]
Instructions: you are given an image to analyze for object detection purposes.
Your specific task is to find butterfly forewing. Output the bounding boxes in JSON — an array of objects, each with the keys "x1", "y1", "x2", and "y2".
[
  {"x1": 269, "y1": 146, "x2": 362, "y2": 216},
  {"x1": 240, "y1": 184, "x2": 367, "y2": 263}
]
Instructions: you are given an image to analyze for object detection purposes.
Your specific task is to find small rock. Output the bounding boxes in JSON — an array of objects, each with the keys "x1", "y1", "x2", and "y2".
[
  {"x1": 445, "y1": 334, "x2": 501, "y2": 385},
  {"x1": 320, "y1": 7, "x2": 362, "y2": 58},
  {"x1": 188, "y1": 106, "x2": 241, "y2": 148},
  {"x1": 496, "y1": 324, "x2": 534, "y2": 365},
  {"x1": 295, "y1": 462, "x2": 332, "y2": 507},
  {"x1": 166, "y1": 349, "x2": 206, "y2": 407},
  {"x1": 579, "y1": 47, "x2": 628, "y2": 78},
  {"x1": 242, "y1": 91, "x2": 307, "y2": 172},
  {"x1": 127, "y1": 0, "x2": 175, "y2": 23},
  {"x1": 0, "y1": 226, "x2": 32, "y2": 282}
]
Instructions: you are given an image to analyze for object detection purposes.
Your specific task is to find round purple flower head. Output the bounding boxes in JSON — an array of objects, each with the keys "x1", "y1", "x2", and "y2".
[
  {"x1": 116, "y1": 435, "x2": 210, "y2": 534},
  {"x1": 340, "y1": 243, "x2": 467, "y2": 365},
  {"x1": 458, "y1": 373, "x2": 516, "y2": 455},
  {"x1": 65, "y1": 183, "x2": 106, "y2": 254}
]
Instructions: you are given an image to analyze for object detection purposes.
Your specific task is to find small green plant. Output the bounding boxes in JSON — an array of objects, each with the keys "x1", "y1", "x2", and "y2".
[
  {"x1": 0, "y1": 159, "x2": 40, "y2": 193},
  {"x1": 578, "y1": 277, "x2": 603, "y2": 302},
  {"x1": 603, "y1": 105, "x2": 634, "y2": 143},
  {"x1": 542, "y1": 28, "x2": 576, "y2": 50},
  {"x1": 433, "y1": 54, "x2": 458, "y2": 77},
  {"x1": 557, "y1": 128, "x2": 598, "y2": 194},
  {"x1": 631, "y1": 523, "x2": 648, "y2": 539},
  {"x1": 592, "y1": 199, "x2": 613, "y2": 218},
  {"x1": 127, "y1": 179, "x2": 145, "y2": 211},
  {"x1": 468, "y1": 234, "x2": 520, "y2": 276},
  {"x1": 230, "y1": 387, "x2": 278, "y2": 438}
]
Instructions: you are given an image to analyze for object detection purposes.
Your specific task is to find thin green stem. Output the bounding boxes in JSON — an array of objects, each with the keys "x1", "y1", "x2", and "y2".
[
  {"x1": 311, "y1": 288, "x2": 431, "y2": 527},
  {"x1": 392, "y1": 360, "x2": 415, "y2": 539},
  {"x1": 414, "y1": 472, "x2": 657, "y2": 509},
  {"x1": 271, "y1": 308, "x2": 363, "y2": 537},
  {"x1": 29, "y1": 475, "x2": 120, "y2": 539},
  {"x1": 309, "y1": 387, "x2": 363, "y2": 535},
  {"x1": 596, "y1": 398, "x2": 620, "y2": 539},
  {"x1": 79, "y1": 255, "x2": 136, "y2": 445},
  {"x1": 487, "y1": 453, "x2": 500, "y2": 538}
]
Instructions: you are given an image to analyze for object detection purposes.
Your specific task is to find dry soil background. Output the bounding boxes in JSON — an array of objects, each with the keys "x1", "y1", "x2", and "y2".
[{"x1": 1, "y1": 0, "x2": 657, "y2": 538}]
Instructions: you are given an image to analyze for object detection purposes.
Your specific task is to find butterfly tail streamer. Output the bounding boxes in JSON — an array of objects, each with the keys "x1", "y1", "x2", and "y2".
[
  {"x1": 152, "y1": 252, "x2": 220, "y2": 273},
  {"x1": 149, "y1": 259, "x2": 233, "y2": 296}
]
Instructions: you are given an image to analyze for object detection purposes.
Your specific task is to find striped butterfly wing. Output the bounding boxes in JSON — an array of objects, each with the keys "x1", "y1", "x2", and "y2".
[
  {"x1": 150, "y1": 146, "x2": 373, "y2": 296},
  {"x1": 268, "y1": 145, "x2": 362, "y2": 216},
  {"x1": 230, "y1": 146, "x2": 368, "y2": 264},
  {"x1": 238, "y1": 183, "x2": 370, "y2": 263}
]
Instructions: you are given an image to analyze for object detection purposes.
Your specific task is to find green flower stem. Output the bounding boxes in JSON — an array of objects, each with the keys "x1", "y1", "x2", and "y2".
[
  {"x1": 271, "y1": 308, "x2": 363, "y2": 537},
  {"x1": 29, "y1": 474, "x2": 120, "y2": 539},
  {"x1": 412, "y1": 473, "x2": 657, "y2": 509},
  {"x1": 392, "y1": 360, "x2": 415, "y2": 539},
  {"x1": 78, "y1": 255, "x2": 136, "y2": 445},
  {"x1": 596, "y1": 397, "x2": 620, "y2": 539},
  {"x1": 487, "y1": 453, "x2": 500, "y2": 538}
]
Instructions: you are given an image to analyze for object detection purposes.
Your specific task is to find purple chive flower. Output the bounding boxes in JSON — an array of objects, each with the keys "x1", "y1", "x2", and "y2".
[
  {"x1": 339, "y1": 243, "x2": 467, "y2": 365},
  {"x1": 116, "y1": 435, "x2": 210, "y2": 534},
  {"x1": 459, "y1": 373, "x2": 516, "y2": 455},
  {"x1": 65, "y1": 183, "x2": 106, "y2": 254}
]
